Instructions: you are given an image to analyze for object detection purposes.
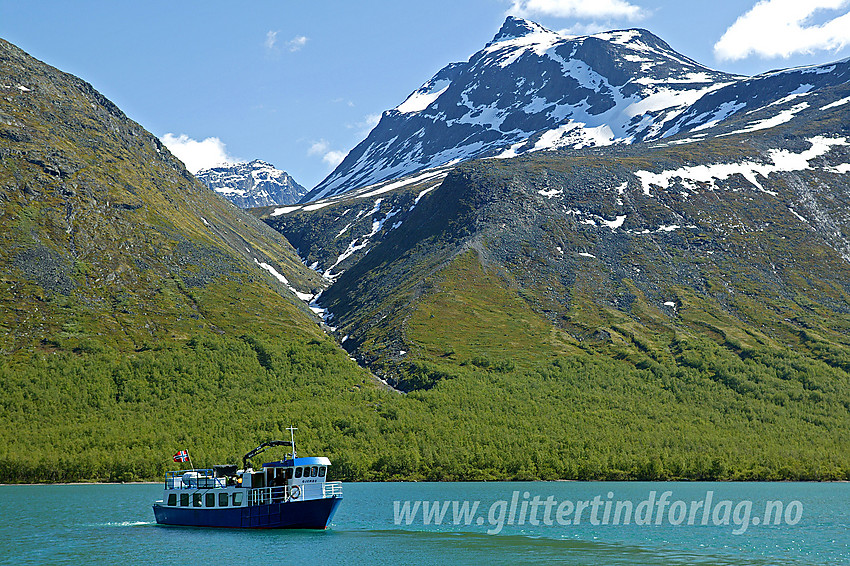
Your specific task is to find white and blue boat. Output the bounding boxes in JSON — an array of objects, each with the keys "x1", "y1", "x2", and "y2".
[{"x1": 152, "y1": 428, "x2": 342, "y2": 529}]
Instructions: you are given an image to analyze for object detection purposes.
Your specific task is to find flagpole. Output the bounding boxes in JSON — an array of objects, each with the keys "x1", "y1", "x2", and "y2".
[{"x1": 188, "y1": 450, "x2": 194, "y2": 471}]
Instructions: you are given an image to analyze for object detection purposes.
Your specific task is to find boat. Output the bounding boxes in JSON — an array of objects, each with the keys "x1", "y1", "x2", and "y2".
[{"x1": 152, "y1": 427, "x2": 342, "y2": 529}]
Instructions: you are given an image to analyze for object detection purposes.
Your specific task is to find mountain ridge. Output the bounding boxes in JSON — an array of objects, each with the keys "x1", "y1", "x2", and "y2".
[
  {"x1": 303, "y1": 17, "x2": 850, "y2": 202},
  {"x1": 0, "y1": 36, "x2": 392, "y2": 482},
  {"x1": 262, "y1": 85, "x2": 850, "y2": 481},
  {"x1": 303, "y1": 16, "x2": 737, "y2": 200}
]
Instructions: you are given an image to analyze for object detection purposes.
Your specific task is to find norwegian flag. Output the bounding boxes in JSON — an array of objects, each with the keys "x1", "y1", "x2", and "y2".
[{"x1": 173, "y1": 450, "x2": 189, "y2": 463}]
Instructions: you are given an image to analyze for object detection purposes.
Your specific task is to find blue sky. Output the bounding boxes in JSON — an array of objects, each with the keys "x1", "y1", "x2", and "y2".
[{"x1": 2, "y1": 0, "x2": 850, "y2": 189}]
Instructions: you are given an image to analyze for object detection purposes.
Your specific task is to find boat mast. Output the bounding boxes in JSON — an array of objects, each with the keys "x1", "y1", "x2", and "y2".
[{"x1": 287, "y1": 425, "x2": 297, "y2": 460}]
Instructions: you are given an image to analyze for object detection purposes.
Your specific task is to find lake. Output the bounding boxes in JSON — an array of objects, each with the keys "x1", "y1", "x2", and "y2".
[{"x1": 1, "y1": 481, "x2": 846, "y2": 565}]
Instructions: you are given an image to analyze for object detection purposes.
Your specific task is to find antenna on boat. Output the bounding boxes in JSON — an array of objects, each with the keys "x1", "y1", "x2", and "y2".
[{"x1": 287, "y1": 425, "x2": 297, "y2": 460}]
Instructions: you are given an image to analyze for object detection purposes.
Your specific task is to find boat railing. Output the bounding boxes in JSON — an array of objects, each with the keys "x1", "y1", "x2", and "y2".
[
  {"x1": 247, "y1": 485, "x2": 289, "y2": 506},
  {"x1": 244, "y1": 482, "x2": 342, "y2": 505},
  {"x1": 165, "y1": 469, "x2": 225, "y2": 490}
]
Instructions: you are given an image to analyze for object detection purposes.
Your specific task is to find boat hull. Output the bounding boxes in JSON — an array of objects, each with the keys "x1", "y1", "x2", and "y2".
[{"x1": 152, "y1": 496, "x2": 341, "y2": 529}]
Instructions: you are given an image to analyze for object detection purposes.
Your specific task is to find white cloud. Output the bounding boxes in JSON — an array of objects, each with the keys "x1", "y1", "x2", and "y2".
[
  {"x1": 265, "y1": 30, "x2": 278, "y2": 50},
  {"x1": 266, "y1": 31, "x2": 307, "y2": 53},
  {"x1": 363, "y1": 113, "x2": 381, "y2": 128},
  {"x1": 715, "y1": 0, "x2": 850, "y2": 61},
  {"x1": 347, "y1": 112, "x2": 382, "y2": 137},
  {"x1": 508, "y1": 0, "x2": 646, "y2": 21},
  {"x1": 308, "y1": 139, "x2": 331, "y2": 156},
  {"x1": 308, "y1": 139, "x2": 347, "y2": 168},
  {"x1": 287, "y1": 35, "x2": 309, "y2": 52},
  {"x1": 322, "y1": 150, "x2": 346, "y2": 167},
  {"x1": 160, "y1": 133, "x2": 240, "y2": 174}
]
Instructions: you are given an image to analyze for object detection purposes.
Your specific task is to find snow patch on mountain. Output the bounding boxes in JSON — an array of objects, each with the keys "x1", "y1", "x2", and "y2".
[
  {"x1": 357, "y1": 169, "x2": 450, "y2": 199},
  {"x1": 253, "y1": 258, "x2": 313, "y2": 301},
  {"x1": 822, "y1": 96, "x2": 850, "y2": 110},
  {"x1": 397, "y1": 79, "x2": 452, "y2": 114},
  {"x1": 720, "y1": 102, "x2": 810, "y2": 136},
  {"x1": 635, "y1": 136, "x2": 849, "y2": 196}
]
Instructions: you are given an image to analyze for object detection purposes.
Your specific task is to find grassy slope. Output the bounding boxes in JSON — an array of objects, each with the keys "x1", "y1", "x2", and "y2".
[{"x1": 392, "y1": 251, "x2": 850, "y2": 480}]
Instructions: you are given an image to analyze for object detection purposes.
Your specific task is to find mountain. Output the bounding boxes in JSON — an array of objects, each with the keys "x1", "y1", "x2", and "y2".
[
  {"x1": 303, "y1": 16, "x2": 850, "y2": 201},
  {"x1": 0, "y1": 39, "x2": 326, "y2": 354},
  {"x1": 258, "y1": 20, "x2": 850, "y2": 480},
  {"x1": 0, "y1": 37, "x2": 381, "y2": 481},
  {"x1": 196, "y1": 159, "x2": 307, "y2": 208},
  {"x1": 6, "y1": 21, "x2": 850, "y2": 484},
  {"x1": 266, "y1": 88, "x2": 850, "y2": 373}
]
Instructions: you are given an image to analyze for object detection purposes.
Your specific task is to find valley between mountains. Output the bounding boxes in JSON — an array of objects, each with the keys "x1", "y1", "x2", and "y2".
[{"x1": 3, "y1": 17, "x2": 850, "y2": 483}]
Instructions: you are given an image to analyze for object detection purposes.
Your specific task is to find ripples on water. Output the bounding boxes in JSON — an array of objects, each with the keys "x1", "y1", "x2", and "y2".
[{"x1": 1, "y1": 482, "x2": 845, "y2": 565}]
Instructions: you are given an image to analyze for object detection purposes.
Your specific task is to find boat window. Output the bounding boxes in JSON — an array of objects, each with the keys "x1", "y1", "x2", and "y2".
[
  {"x1": 180, "y1": 493, "x2": 189, "y2": 507},
  {"x1": 294, "y1": 467, "x2": 302, "y2": 478},
  {"x1": 167, "y1": 494, "x2": 177, "y2": 506},
  {"x1": 285, "y1": 468, "x2": 293, "y2": 480},
  {"x1": 193, "y1": 493, "x2": 203, "y2": 507},
  {"x1": 219, "y1": 492, "x2": 229, "y2": 507},
  {"x1": 311, "y1": 466, "x2": 318, "y2": 477},
  {"x1": 319, "y1": 467, "x2": 326, "y2": 477},
  {"x1": 232, "y1": 492, "x2": 243, "y2": 506},
  {"x1": 206, "y1": 493, "x2": 216, "y2": 507},
  {"x1": 270, "y1": 468, "x2": 284, "y2": 486},
  {"x1": 253, "y1": 473, "x2": 265, "y2": 488}
]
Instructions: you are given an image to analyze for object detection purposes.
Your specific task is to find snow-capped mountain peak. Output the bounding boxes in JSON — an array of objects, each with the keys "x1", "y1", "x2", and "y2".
[
  {"x1": 488, "y1": 15, "x2": 559, "y2": 45},
  {"x1": 301, "y1": 17, "x2": 850, "y2": 202},
  {"x1": 197, "y1": 159, "x2": 307, "y2": 208}
]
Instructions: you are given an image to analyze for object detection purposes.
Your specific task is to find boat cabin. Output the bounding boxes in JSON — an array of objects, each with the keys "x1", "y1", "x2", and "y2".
[{"x1": 244, "y1": 456, "x2": 333, "y2": 500}]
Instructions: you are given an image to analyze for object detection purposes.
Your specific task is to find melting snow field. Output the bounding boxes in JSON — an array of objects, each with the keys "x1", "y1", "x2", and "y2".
[
  {"x1": 271, "y1": 168, "x2": 449, "y2": 217},
  {"x1": 719, "y1": 102, "x2": 810, "y2": 137},
  {"x1": 356, "y1": 169, "x2": 449, "y2": 199},
  {"x1": 538, "y1": 187, "x2": 564, "y2": 198},
  {"x1": 634, "y1": 136, "x2": 850, "y2": 196},
  {"x1": 254, "y1": 259, "x2": 313, "y2": 301},
  {"x1": 822, "y1": 96, "x2": 850, "y2": 110},
  {"x1": 270, "y1": 205, "x2": 300, "y2": 216}
]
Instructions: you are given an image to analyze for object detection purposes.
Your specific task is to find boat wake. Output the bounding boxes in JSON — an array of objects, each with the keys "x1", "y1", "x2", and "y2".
[{"x1": 97, "y1": 521, "x2": 155, "y2": 527}]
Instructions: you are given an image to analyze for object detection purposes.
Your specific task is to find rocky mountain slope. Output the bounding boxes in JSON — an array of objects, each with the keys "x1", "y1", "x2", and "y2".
[
  {"x1": 300, "y1": 10, "x2": 849, "y2": 479},
  {"x1": 265, "y1": 84, "x2": 850, "y2": 373},
  {"x1": 257, "y1": 22, "x2": 850, "y2": 479},
  {"x1": 196, "y1": 159, "x2": 306, "y2": 208},
  {"x1": 304, "y1": 16, "x2": 850, "y2": 201},
  {"x1": 0, "y1": 39, "x2": 329, "y2": 354}
]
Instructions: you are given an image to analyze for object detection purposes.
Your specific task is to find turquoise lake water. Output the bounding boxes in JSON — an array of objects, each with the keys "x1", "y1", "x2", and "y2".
[{"x1": 1, "y1": 481, "x2": 847, "y2": 565}]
